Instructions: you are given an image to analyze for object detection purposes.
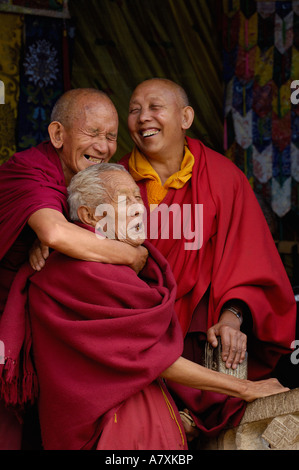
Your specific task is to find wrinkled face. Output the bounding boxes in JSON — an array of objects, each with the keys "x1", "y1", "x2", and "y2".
[
  {"x1": 128, "y1": 80, "x2": 187, "y2": 160},
  {"x1": 95, "y1": 171, "x2": 145, "y2": 246},
  {"x1": 59, "y1": 96, "x2": 118, "y2": 180}
]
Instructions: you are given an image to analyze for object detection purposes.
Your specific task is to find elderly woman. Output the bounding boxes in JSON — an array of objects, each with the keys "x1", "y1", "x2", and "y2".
[{"x1": 0, "y1": 164, "x2": 288, "y2": 451}]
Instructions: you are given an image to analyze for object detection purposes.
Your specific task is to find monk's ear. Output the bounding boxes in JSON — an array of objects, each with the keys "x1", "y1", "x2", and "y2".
[
  {"x1": 48, "y1": 121, "x2": 64, "y2": 149},
  {"x1": 181, "y1": 106, "x2": 194, "y2": 130},
  {"x1": 77, "y1": 206, "x2": 97, "y2": 227}
]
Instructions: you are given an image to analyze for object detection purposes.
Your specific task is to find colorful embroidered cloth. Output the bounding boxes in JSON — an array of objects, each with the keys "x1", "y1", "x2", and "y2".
[
  {"x1": 17, "y1": 14, "x2": 73, "y2": 151},
  {"x1": 223, "y1": 0, "x2": 299, "y2": 218}
]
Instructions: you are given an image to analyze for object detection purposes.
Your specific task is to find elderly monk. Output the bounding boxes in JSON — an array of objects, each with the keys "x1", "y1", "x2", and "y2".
[
  {"x1": 120, "y1": 78, "x2": 297, "y2": 441},
  {"x1": 0, "y1": 163, "x2": 288, "y2": 450},
  {"x1": 0, "y1": 88, "x2": 147, "y2": 449}
]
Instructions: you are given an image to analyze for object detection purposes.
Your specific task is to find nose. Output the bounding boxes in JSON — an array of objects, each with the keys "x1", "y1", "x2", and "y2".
[
  {"x1": 92, "y1": 137, "x2": 109, "y2": 155},
  {"x1": 138, "y1": 107, "x2": 151, "y2": 123},
  {"x1": 127, "y1": 199, "x2": 144, "y2": 218}
]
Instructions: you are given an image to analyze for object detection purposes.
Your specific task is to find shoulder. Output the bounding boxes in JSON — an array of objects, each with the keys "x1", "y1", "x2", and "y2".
[
  {"x1": 187, "y1": 136, "x2": 247, "y2": 187},
  {"x1": 0, "y1": 141, "x2": 64, "y2": 186}
]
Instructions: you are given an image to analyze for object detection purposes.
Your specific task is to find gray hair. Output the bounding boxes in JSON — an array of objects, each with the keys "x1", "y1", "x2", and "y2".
[{"x1": 67, "y1": 163, "x2": 128, "y2": 221}]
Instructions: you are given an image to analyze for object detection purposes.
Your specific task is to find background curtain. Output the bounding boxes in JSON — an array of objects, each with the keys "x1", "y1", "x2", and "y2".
[
  {"x1": 223, "y1": 0, "x2": 299, "y2": 241},
  {"x1": 69, "y1": 0, "x2": 223, "y2": 161}
]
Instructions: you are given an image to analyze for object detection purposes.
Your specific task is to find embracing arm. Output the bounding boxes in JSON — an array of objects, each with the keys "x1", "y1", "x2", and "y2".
[
  {"x1": 160, "y1": 356, "x2": 288, "y2": 402},
  {"x1": 28, "y1": 208, "x2": 148, "y2": 273}
]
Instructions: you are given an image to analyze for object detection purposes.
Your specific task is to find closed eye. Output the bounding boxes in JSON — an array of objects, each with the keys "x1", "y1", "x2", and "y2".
[{"x1": 129, "y1": 108, "x2": 140, "y2": 114}]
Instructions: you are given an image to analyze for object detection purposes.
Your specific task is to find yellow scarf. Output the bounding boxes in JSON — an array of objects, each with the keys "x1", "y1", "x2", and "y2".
[{"x1": 128, "y1": 143, "x2": 195, "y2": 207}]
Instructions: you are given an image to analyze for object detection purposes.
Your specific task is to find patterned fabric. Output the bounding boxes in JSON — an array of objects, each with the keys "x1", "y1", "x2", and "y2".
[
  {"x1": 0, "y1": 13, "x2": 23, "y2": 164},
  {"x1": 16, "y1": 14, "x2": 73, "y2": 151},
  {"x1": 223, "y1": 0, "x2": 299, "y2": 219}
]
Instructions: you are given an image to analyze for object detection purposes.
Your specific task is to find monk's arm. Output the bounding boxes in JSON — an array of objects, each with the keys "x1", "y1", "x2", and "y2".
[
  {"x1": 28, "y1": 208, "x2": 148, "y2": 273},
  {"x1": 160, "y1": 356, "x2": 288, "y2": 402}
]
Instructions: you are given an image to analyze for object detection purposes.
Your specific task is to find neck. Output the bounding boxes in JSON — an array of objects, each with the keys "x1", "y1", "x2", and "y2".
[
  {"x1": 57, "y1": 153, "x2": 74, "y2": 186},
  {"x1": 145, "y1": 144, "x2": 185, "y2": 185}
]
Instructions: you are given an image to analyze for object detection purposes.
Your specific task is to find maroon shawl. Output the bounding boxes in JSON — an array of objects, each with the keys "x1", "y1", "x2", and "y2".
[
  {"x1": 0, "y1": 142, "x2": 68, "y2": 314},
  {"x1": 0, "y1": 231, "x2": 183, "y2": 450},
  {"x1": 121, "y1": 137, "x2": 296, "y2": 436}
]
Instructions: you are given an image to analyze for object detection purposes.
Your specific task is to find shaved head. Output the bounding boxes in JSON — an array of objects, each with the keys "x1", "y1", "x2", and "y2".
[
  {"x1": 51, "y1": 88, "x2": 116, "y2": 129},
  {"x1": 132, "y1": 78, "x2": 190, "y2": 108}
]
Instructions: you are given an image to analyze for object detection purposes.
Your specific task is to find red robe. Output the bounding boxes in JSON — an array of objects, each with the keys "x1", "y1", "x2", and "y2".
[
  {"x1": 0, "y1": 230, "x2": 184, "y2": 450},
  {"x1": 0, "y1": 142, "x2": 68, "y2": 315},
  {"x1": 121, "y1": 136, "x2": 297, "y2": 436}
]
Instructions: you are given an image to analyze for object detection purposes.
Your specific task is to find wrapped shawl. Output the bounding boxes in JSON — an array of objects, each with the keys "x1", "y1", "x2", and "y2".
[
  {"x1": 0, "y1": 142, "x2": 68, "y2": 314},
  {"x1": 121, "y1": 137, "x2": 296, "y2": 436},
  {"x1": 0, "y1": 230, "x2": 184, "y2": 450}
]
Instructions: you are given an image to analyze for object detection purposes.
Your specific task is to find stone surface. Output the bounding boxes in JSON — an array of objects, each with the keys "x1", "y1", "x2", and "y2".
[
  {"x1": 203, "y1": 339, "x2": 248, "y2": 379},
  {"x1": 200, "y1": 388, "x2": 299, "y2": 450}
]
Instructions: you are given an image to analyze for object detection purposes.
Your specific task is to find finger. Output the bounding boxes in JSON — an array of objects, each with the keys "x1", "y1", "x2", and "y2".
[
  {"x1": 238, "y1": 335, "x2": 247, "y2": 364},
  {"x1": 231, "y1": 339, "x2": 243, "y2": 369},
  {"x1": 30, "y1": 249, "x2": 46, "y2": 271},
  {"x1": 41, "y1": 245, "x2": 50, "y2": 260},
  {"x1": 230, "y1": 333, "x2": 247, "y2": 369},
  {"x1": 206, "y1": 327, "x2": 219, "y2": 348},
  {"x1": 227, "y1": 334, "x2": 247, "y2": 369},
  {"x1": 29, "y1": 254, "x2": 41, "y2": 271},
  {"x1": 219, "y1": 327, "x2": 232, "y2": 363},
  {"x1": 220, "y1": 328, "x2": 239, "y2": 368}
]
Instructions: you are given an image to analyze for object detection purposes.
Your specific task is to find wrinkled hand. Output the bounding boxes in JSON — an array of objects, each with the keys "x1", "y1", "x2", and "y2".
[
  {"x1": 129, "y1": 245, "x2": 148, "y2": 274},
  {"x1": 243, "y1": 378, "x2": 289, "y2": 402},
  {"x1": 29, "y1": 239, "x2": 50, "y2": 271},
  {"x1": 207, "y1": 312, "x2": 247, "y2": 370}
]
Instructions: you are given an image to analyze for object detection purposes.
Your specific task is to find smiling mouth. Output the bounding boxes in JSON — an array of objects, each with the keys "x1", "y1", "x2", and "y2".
[
  {"x1": 84, "y1": 155, "x2": 104, "y2": 163},
  {"x1": 141, "y1": 129, "x2": 160, "y2": 138}
]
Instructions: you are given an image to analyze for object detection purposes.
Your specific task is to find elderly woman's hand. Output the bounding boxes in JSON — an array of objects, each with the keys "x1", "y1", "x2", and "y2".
[{"x1": 206, "y1": 310, "x2": 247, "y2": 370}]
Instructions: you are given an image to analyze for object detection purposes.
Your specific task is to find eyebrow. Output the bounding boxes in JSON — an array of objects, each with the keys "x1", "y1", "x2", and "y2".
[
  {"x1": 129, "y1": 96, "x2": 165, "y2": 104},
  {"x1": 86, "y1": 128, "x2": 117, "y2": 137}
]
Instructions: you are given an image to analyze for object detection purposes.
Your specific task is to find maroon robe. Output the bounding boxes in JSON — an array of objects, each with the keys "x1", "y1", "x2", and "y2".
[
  {"x1": 0, "y1": 141, "x2": 68, "y2": 315},
  {"x1": 0, "y1": 228, "x2": 184, "y2": 450},
  {"x1": 120, "y1": 136, "x2": 297, "y2": 437}
]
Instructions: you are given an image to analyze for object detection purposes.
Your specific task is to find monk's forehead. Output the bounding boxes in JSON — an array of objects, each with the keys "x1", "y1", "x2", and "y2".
[{"x1": 130, "y1": 80, "x2": 182, "y2": 105}]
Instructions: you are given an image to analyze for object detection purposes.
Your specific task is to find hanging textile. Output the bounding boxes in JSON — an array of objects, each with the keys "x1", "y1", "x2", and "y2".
[
  {"x1": 223, "y1": 0, "x2": 299, "y2": 222},
  {"x1": 16, "y1": 14, "x2": 73, "y2": 151},
  {"x1": 0, "y1": 13, "x2": 23, "y2": 164}
]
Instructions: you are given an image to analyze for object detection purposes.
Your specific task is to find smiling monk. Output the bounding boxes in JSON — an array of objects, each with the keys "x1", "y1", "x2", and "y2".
[
  {"x1": 0, "y1": 88, "x2": 148, "y2": 449},
  {"x1": 121, "y1": 78, "x2": 297, "y2": 443}
]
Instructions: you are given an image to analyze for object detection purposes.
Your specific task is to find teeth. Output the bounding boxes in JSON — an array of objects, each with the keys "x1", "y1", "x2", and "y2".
[
  {"x1": 142, "y1": 130, "x2": 159, "y2": 138},
  {"x1": 85, "y1": 155, "x2": 103, "y2": 163}
]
